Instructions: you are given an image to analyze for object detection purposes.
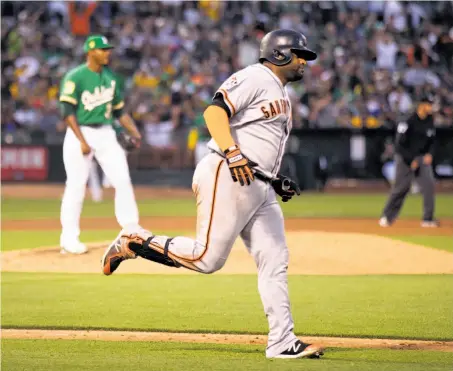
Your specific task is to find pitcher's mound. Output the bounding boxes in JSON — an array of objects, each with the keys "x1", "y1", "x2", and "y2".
[{"x1": 2, "y1": 232, "x2": 452, "y2": 275}]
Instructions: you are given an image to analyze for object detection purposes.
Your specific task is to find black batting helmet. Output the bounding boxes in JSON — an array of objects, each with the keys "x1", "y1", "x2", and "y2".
[{"x1": 259, "y1": 29, "x2": 317, "y2": 66}]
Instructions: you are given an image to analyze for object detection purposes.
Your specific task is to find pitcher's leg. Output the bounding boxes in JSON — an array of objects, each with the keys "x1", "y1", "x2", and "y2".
[
  {"x1": 88, "y1": 161, "x2": 103, "y2": 203},
  {"x1": 381, "y1": 155, "x2": 412, "y2": 223},
  {"x1": 95, "y1": 133, "x2": 139, "y2": 228},
  {"x1": 418, "y1": 164, "x2": 436, "y2": 221},
  {"x1": 240, "y1": 200, "x2": 297, "y2": 358},
  {"x1": 60, "y1": 130, "x2": 92, "y2": 247}
]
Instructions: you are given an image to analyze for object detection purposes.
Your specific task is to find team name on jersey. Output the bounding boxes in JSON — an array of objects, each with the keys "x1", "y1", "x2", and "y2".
[
  {"x1": 81, "y1": 81, "x2": 116, "y2": 111},
  {"x1": 260, "y1": 99, "x2": 291, "y2": 119}
]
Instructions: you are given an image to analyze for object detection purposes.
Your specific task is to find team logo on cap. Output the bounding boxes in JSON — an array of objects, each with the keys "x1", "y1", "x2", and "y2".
[{"x1": 89, "y1": 41, "x2": 95, "y2": 49}]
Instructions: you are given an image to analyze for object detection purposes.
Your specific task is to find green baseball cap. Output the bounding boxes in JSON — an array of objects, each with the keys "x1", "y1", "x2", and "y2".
[{"x1": 83, "y1": 35, "x2": 114, "y2": 53}]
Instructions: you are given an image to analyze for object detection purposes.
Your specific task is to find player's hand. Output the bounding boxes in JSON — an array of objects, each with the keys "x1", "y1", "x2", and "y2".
[
  {"x1": 224, "y1": 145, "x2": 257, "y2": 186},
  {"x1": 134, "y1": 134, "x2": 142, "y2": 148},
  {"x1": 118, "y1": 131, "x2": 141, "y2": 152},
  {"x1": 131, "y1": 133, "x2": 142, "y2": 149},
  {"x1": 423, "y1": 154, "x2": 433, "y2": 165},
  {"x1": 131, "y1": 131, "x2": 142, "y2": 148},
  {"x1": 81, "y1": 141, "x2": 91, "y2": 155},
  {"x1": 410, "y1": 159, "x2": 419, "y2": 170},
  {"x1": 271, "y1": 174, "x2": 301, "y2": 202}
]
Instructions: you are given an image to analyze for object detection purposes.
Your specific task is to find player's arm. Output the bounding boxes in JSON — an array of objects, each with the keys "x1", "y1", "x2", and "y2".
[
  {"x1": 395, "y1": 121, "x2": 416, "y2": 167},
  {"x1": 205, "y1": 71, "x2": 255, "y2": 151},
  {"x1": 422, "y1": 124, "x2": 436, "y2": 165},
  {"x1": 203, "y1": 92, "x2": 256, "y2": 186},
  {"x1": 59, "y1": 80, "x2": 91, "y2": 155},
  {"x1": 115, "y1": 111, "x2": 141, "y2": 140},
  {"x1": 203, "y1": 102, "x2": 235, "y2": 151},
  {"x1": 115, "y1": 112, "x2": 142, "y2": 151},
  {"x1": 60, "y1": 104, "x2": 86, "y2": 142},
  {"x1": 110, "y1": 72, "x2": 141, "y2": 139}
]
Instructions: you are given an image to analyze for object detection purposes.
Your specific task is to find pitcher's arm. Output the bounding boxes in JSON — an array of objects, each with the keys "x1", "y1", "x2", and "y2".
[
  {"x1": 117, "y1": 113, "x2": 141, "y2": 140},
  {"x1": 60, "y1": 102, "x2": 89, "y2": 148}
]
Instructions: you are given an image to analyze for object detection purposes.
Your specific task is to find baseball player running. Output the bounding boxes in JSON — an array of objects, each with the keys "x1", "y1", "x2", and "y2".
[
  {"x1": 101, "y1": 30, "x2": 324, "y2": 359},
  {"x1": 379, "y1": 93, "x2": 439, "y2": 227},
  {"x1": 59, "y1": 35, "x2": 141, "y2": 254}
]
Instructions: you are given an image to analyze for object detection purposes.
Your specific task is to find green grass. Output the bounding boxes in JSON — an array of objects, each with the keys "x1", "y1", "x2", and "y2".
[
  {"x1": 2, "y1": 340, "x2": 453, "y2": 371},
  {"x1": 1, "y1": 198, "x2": 196, "y2": 220},
  {"x1": 392, "y1": 236, "x2": 453, "y2": 253},
  {"x1": 2, "y1": 194, "x2": 453, "y2": 220},
  {"x1": 1, "y1": 230, "x2": 193, "y2": 251},
  {"x1": 2, "y1": 273, "x2": 453, "y2": 340},
  {"x1": 281, "y1": 193, "x2": 453, "y2": 219}
]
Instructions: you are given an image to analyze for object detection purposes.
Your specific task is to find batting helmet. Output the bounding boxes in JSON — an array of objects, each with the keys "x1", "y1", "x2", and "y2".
[{"x1": 259, "y1": 29, "x2": 317, "y2": 66}]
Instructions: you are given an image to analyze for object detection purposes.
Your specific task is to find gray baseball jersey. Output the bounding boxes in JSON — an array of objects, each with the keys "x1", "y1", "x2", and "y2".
[{"x1": 208, "y1": 63, "x2": 293, "y2": 178}]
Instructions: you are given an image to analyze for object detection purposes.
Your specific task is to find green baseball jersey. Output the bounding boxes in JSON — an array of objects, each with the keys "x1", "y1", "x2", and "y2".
[{"x1": 59, "y1": 64, "x2": 124, "y2": 125}]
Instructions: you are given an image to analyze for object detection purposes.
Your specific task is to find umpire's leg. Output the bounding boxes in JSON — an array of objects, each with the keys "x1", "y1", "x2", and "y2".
[
  {"x1": 416, "y1": 159, "x2": 436, "y2": 221},
  {"x1": 381, "y1": 154, "x2": 413, "y2": 223}
]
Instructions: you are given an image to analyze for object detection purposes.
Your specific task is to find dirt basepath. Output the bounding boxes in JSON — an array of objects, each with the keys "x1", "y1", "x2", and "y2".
[
  {"x1": 3, "y1": 182, "x2": 453, "y2": 199},
  {"x1": 1, "y1": 184, "x2": 194, "y2": 199},
  {"x1": 3, "y1": 217, "x2": 453, "y2": 236},
  {"x1": 2, "y1": 329, "x2": 452, "y2": 352}
]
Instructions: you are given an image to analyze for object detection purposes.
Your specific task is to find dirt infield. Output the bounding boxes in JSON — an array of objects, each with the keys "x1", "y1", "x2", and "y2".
[{"x1": 2, "y1": 329, "x2": 452, "y2": 352}]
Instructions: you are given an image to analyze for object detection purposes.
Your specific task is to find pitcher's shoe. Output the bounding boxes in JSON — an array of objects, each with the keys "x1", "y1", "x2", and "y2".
[
  {"x1": 60, "y1": 241, "x2": 88, "y2": 255},
  {"x1": 271, "y1": 340, "x2": 324, "y2": 359},
  {"x1": 101, "y1": 230, "x2": 137, "y2": 275}
]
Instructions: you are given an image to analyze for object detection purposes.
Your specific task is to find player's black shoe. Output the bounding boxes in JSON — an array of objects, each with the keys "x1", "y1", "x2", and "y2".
[{"x1": 272, "y1": 340, "x2": 324, "y2": 359}]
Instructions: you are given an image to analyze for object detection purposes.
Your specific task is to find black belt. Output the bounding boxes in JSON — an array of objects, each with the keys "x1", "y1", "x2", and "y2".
[{"x1": 84, "y1": 123, "x2": 107, "y2": 128}]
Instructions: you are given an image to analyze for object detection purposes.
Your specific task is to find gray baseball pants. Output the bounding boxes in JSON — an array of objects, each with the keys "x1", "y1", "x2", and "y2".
[{"x1": 382, "y1": 154, "x2": 435, "y2": 222}]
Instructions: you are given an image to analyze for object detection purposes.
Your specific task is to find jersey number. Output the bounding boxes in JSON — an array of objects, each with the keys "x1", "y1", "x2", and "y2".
[{"x1": 105, "y1": 103, "x2": 112, "y2": 119}]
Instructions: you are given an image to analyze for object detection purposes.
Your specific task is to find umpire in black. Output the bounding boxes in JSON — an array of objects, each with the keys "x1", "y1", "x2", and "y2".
[{"x1": 379, "y1": 93, "x2": 439, "y2": 227}]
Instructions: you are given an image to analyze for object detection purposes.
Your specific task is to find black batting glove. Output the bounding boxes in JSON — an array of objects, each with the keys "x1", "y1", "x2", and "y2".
[
  {"x1": 271, "y1": 174, "x2": 301, "y2": 202},
  {"x1": 224, "y1": 145, "x2": 257, "y2": 186}
]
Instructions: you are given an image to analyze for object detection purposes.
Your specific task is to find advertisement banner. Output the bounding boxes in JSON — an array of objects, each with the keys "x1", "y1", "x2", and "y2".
[{"x1": 1, "y1": 146, "x2": 49, "y2": 181}]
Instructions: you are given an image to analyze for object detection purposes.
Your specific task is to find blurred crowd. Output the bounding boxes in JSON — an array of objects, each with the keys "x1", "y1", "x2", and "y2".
[{"x1": 2, "y1": 1, "x2": 453, "y2": 167}]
